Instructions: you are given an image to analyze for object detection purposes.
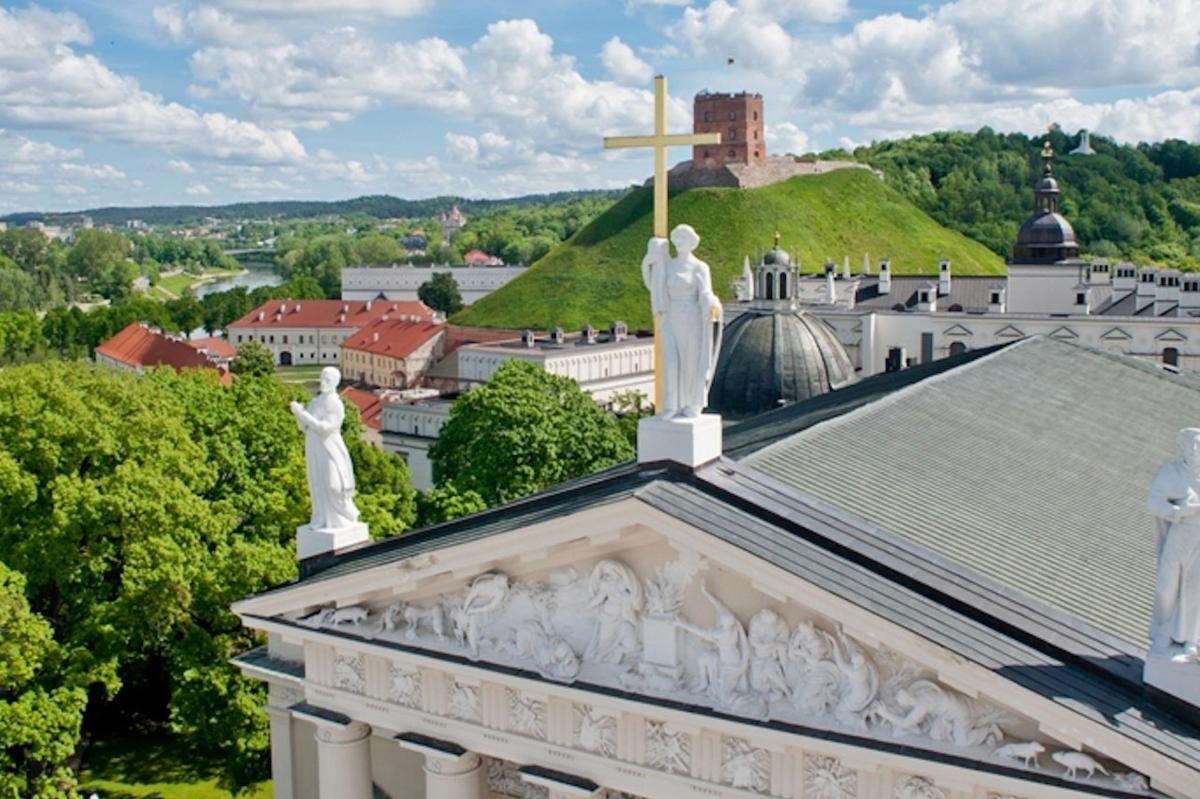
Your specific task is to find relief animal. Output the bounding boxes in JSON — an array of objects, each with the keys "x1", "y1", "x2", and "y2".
[
  {"x1": 1051, "y1": 751, "x2": 1110, "y2": 779},
  {"x1": 326, "y1": 606, "x2": 368, "y2": 626},
  {"x1": 402, "y1": 603, "x2": 446, "y2": 641},
  {"x1": 993, "y1": 741, "x2": 1045, "y2": 768}
]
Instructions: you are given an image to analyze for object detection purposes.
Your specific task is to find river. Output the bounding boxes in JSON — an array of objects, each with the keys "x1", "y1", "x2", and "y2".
[{"x1": 193, "y1": 265, "x2": 283, "y2": 298}]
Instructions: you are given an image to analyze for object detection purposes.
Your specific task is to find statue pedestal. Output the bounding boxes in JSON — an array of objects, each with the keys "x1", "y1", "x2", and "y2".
[
  {"x1": 297, "y1": 522, "x2": 369, "y2": 561},
  {"x1": 637, "y1": 414, "x2": 722, "y2": 468},
  {"x1": 1144, "y1": 653, "x2": 1200, "y2": 707}
]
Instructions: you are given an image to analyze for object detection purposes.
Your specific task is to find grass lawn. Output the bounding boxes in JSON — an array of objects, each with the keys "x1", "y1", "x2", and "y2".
[
  {"x1": 79, "y1": 735, "x2": 271, "y2": 799},
  {"x1": 157, "y1": 269, "x2": 243, "y2": 298},
  {"x1": 275, "y1": 364, "x2": 324, "y2": 392}
]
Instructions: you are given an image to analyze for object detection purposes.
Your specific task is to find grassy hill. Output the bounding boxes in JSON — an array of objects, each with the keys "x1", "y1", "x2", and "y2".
[{"x1": 454, "y1": 168, "x2": 1005, "y2": 331}]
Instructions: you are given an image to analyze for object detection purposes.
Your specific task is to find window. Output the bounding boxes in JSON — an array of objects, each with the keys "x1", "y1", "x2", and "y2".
[
  {"x1": 1164, "y1": 347, "x2": 1180, "y2": 367},
  {"x1": 948, "y1": 304, "x2": 964, "y2": 312},
  {"x1": 728, "y1": 149, "x2": 736, "y2": 158},
  {"x1": 728, "y1": 129, "x2": 736, "y2": 141},
  {"x1": 282, "y1": 335, "x2": 288, "y2": 344},
  {"x1": 990, "y1": 292, "x2": 1002, "y2": 304},
  {"x1": 729, "y1": 111, "x2": 736, "y2": 121},
  {"x1": 753, "y1": 111, "x2": 758, "y2": 121},
  {"x1": 269, "y1": 335, "x2": 274, "y2": 343},
  {"x1": 1075, "y1": 292, "x2": 1087, "y2": 305},
  {"x1": 919, "y1": 291, "x2": 931, "y2": 303},
  {"x1": 703, "y1": 111, "x2": 712, "y2": 122},
  {"x1": 949, "y1": 342, "x2": 968, "y2": 357},
  {"x1": 703, "y1": 150, "x2": 710, "y2": 159},
  {"x1": 753, "y1": 130, "x2": 758, "y2": 140}
]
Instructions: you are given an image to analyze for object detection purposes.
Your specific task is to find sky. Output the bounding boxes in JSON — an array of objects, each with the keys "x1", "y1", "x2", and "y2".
[{"x1": 0, "y1": 0, "x2": 1198, "y2": 214}]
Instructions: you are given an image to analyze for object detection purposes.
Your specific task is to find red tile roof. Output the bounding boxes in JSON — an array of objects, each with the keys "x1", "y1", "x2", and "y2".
[
  {"x1": 186, "y1": 336, "x2": 237, "y2": 359},
  {"x1": 443, "y1": 325, "x2": 521, "y2": 354},
  {"x1": 97, "y1": 323, "x2": 215, "y2": 371},
  {"x1": 229, "y1": 299, "x2": 431, "y2": 330},
  {"x1": 339, "y1": 387, "x2": 384, "y2": 431},
  {"x1": 341, "y1": 316, "x2": 444, "y2": 358}
]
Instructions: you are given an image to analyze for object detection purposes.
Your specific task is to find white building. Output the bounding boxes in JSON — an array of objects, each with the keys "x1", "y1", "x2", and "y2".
[
  {"x1": 742, "y1": 145, "x2": 1200, "y2": 377},
  {"x1": 379, "y1": 399, "x2": 453, "y2": 490},
  {"x1": 232, "y1": 335, "x2": 1200, "y2": 799},
  {"x1": 342, "y1": 265, "x2": 527, "y2": 305},
  {"x1": 228, "y1": 299, "x2": 432, "y2": 367}
]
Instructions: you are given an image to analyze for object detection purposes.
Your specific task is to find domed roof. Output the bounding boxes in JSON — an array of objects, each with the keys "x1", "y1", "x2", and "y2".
[
  {"x1": 708, "y1": 309, "x2": 857, "y2": 420},
  {"x1": 763, "y1": 245, "x2": 792, "y2": 267},
  {"x1": 1013, "y1": 212, "x2": 1079, "y2": 261},
  {"x1": 1035, "y1": 174, "x2": 1059, "y2": 193}
]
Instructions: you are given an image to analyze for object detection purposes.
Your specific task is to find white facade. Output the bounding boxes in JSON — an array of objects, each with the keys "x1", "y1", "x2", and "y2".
[
  {"x1": 342, "y1": 266, "x2": 527, "y2": 304},
  {"x1": 230, "y1": 325, "x2": 356, "y2": 367},
  {"x1": 379, "y1": 400, "x2": 452, "y2": 491}
]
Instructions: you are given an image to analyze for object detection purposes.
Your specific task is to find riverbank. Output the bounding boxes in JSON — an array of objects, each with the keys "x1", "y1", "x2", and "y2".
[{"x1": 153, "y1": 268, "x2": 246, "y2": 300}]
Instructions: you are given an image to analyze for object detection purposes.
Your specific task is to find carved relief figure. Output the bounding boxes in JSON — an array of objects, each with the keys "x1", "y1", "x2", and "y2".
[
  {"x1": 575, "y1": 706, "x2": 616, "y2": 757},
  {"x1": 487, "y1": 758, "x2": 549, "y2": 799},
  {"x1": 874, "y1": 680, "x2": 1002, "y2": 747},
  {"x1": 804, "y1": 755, "x2": 857, "y2": 799},
  {"x1": 509, "y1": 692, "x2": 546, "y2": 739},
  {"x1": 334, "y1": 653, "x2": 365, "y2": 693},
  {"x1": 722, "y1": 737, "x2": 769, "y2": 793},
  {"x1": 380, "y1": 602, "x2": 446, "y2": 641},
  {"x1": 993, "y1": 741, "x2": 1044, "y2": 768},
  {"x1": 677, "y1": 583, "x2": 750, "y2": 707},
  {"x1": 646, "y1": 721, "x2": 690, "y2": 775},
  {"x1": 290, "y1": 366, "x2": 360, "y2": 530},
  {"x1": 894, "y1": 776, "x2": 946, "y2": 799},
  {"x1": 833, "y1": 636, "x2": 879, "y2": 725},
  {"x1": 747, "y1": 609, "x2": 791, "y2": 701},
  {"x1": 451, "y1": 573, "x2": 510, "y2": 659},
  {"x1": 644, "y1": 550, "x2": 707, "y2": 617},
  {"x1": 584, "y1": 560, "x2": 643, "y2": 665},
  {"x1": 1146, "y1": 428, "x2": 1200, "y2": 661},
  {"x1": 642, "y1": 225, "x2": 723, "y2": 419},
  {"x1": 448, "y1": 680, "x2": 480, "y2": 722},
  {"x1": 500, "y1": 619, "x2": 580, "y2": 682},
  {"x1": 1051, "y1": 751, "x2": 1110, "y2": 780},
  {"x1": 787, "y1": 621, "x2": 842, "y2": 713},
  {"x1": 388, "y1": 665, "x2": 421, "y2": 707}
]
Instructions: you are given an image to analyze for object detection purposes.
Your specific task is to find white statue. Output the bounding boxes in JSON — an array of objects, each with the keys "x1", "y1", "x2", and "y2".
[
  {"x1": 584, "y1": 560, "x2": 643, "y2": 665},
  {"x1": 747, "y1": 609, "x2": 791, "y2": 701},
  {"x1": 874, "y1": 679, "x2": 1002, "y2": 747},
  {"x1": 500, "y1": 619, "x2": 580, "y2": 682},
  {"x1": 641, "y1": 225, "x2": 723, "y2": 418},
  {"x1": 451, "y1": 573, "x2": 509, "y2": 659},
  {"x1": 677, "y1": 583, "x2": 750, "y2": 706},
  {"x1": 1146, "y1": 428, "x2": 1200, "y2": 661},
  {"x1": 290, "y1": 367, "x2": 360, "y2": 530},
  {"x1": 1051, "y1": 751, "x2": 1110, "y2": 780}
]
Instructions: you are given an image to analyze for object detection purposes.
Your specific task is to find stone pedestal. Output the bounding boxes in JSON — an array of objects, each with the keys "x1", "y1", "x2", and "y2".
[
  {"x1": 297, "y1": 521, "x2": 369, "y2": 561},
  {"x1": 1144, "y1": 654, "x2": 1200, "y2": 707},
  {"x1": 642, "y1": 615, "x2": 684, "y2": 676},
  {"x1": 314, "y1": 721, "x2": 372, "y2": 799},
  {"x1": 637, "y1": 414, "x2": 722, "y2": 467}
]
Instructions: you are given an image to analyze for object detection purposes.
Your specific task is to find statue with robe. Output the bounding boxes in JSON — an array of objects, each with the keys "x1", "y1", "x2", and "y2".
[
  {"x1": 641, "y1": 224, "x2": 723, "y2": 419},
  {"x1": 1146, "y1": 428, "x2": 1200, "y2": 662},
  {"x1": 290, "y1": 366, "x2": 360, "y2": 531}
]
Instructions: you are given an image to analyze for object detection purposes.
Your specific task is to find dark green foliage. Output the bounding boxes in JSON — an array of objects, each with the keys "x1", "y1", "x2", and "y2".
[
  {"x1": 418, "y1": 271, "x2": 463, "y2": 314},
  {"x1": 415, "y1": 484, "x2": 487, "y2": 527},
  {"x1": 429, "y1": 360, "x2": 634, "y2": 506},
  {"x1": 229, "y1": 340, "x2": 275, "y2": 377}
]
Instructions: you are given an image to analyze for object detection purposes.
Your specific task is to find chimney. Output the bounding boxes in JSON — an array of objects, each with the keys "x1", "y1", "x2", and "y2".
[
  {"x1": 1181, "y1": 276, "x2": 1200, "y2": 316},
  {"x1": 550, "y1": 326, "x2": 565, "y2": 344},
  {"x1": 1136, "y1": 268, "x2": 1157, "y2": 313},
  {"x1": 917, "y1": 283, "x2": 937, "y2": 312},
  {"x1": 365, "y1": 300, "x2": 373, "y2": 311},
  {"x1": 843, "y1": 256, "x2": 851, "y2": 279},
  {"x1": 938, "y1": 258, "x2": 951, "y2": 296},
  {"x1": 610, "y1": 320, "x2": 627, "y2": 341},
  {"x1": 863, "y1": 253, "x2": 871, "y2": 276},
  {"x1": 295, "y1": 303, "x2": 302, "y2": 312},
  {"x1": 1157, "y1": 269, "x2": 1181, "y2": 316},
  {"x1": 878, "y1": 259, "x2": 892, "y2": 295},
  {"x1": 521, "y1": 329, "x2": 537, "y2": 348},
  {"x1": 988, "y1": 286, "x2": 1006, "y2": 314},
  {"x1": 1113, "y1": 263, "x2": 1137, "y2": 294},
  {"x1": 373, "y1": 331, "x2": 380, "y2": 342},
  {"x1": 825, "y1": 268, "x2": 836, "y2": 304},
  {"x1": 583, "y1": 324, "x2": 597, "y2": 344},
  {"x1": 1089, "y1": 260, "x2": 1112, "y2": 286}
]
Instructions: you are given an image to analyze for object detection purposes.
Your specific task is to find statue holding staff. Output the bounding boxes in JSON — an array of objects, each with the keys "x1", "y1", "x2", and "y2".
[{"x1": 290, "y1": 366, "x2": 360, "y2": 531}]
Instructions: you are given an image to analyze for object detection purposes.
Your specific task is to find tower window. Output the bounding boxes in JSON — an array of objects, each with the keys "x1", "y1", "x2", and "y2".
[
  {"x1": 728, "y1": 149, "x2": 736, "y2": 158},
  {"x1": 729, "y1": 112, "x2": 736, "y2": 121},
  {"x1": 753, "y1": 111, "x2": 758, "y2": 121},
  {"x1": 703, "y1": 111, "x2": 712, "y2": 122},
  {"x1": 753, "y1": 130, "x2": 758, "y2": 140},
  {"x1": 728, "y1": 129, "x2": 736, "y2": 141}
]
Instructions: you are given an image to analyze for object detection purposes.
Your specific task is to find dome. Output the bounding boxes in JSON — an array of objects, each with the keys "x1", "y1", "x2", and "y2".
[
  {"x1": 1013, "y1": 212, "x2": 1079, "y2": 262},
  {"x1": 763, "y1": 245, "x2": 792, "y2": 267},
  {"x1": 708, "y1": 309, "x2": 857, "y2": 420},
  {"x1": 1035, "y1": 175, "x2": 1059, "y2": 193}
]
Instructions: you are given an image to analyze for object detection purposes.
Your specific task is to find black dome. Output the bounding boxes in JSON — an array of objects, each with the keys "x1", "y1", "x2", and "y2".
[
  {"x1": 763, "y1": 245, "x2": 792, "y2": 267},
  {"x1": 708, "y1": 309, "x2": 857, "y2": 420},
  {"x1": 1013, "y1": 212, "x2": 1079, "y2": 262}
]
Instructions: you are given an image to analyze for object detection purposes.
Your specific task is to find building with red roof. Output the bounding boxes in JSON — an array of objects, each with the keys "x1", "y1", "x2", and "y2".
[
  {"x1": 95, "y1": 323, "x2": 231, "y2": 383},
  {"x1": 340, "y1": 316, "x2": 445, "y2": 388},
  {"x1": 462, "y1": 249, "x2": 504, "y2": 267},
  {"x1": 186, "y1": 336, "x2": 237, "y2": 367},
  {"x1": 227, "y1": 298, "x2": 432, "y2": 367}
]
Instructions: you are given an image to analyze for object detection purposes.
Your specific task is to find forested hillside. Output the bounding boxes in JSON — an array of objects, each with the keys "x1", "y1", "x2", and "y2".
[{"x1": 832, "y1": 128, "x2": 1200, "y2": 267}]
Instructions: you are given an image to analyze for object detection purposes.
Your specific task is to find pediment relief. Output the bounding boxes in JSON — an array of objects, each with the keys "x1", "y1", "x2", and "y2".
[
  {"x1": 1048, "y1": 326, "x2": 1078, "y2": 340},
  {"x1": 1155, "y1": 328, "x2": 1187, "y2": 342},
  {"x1": 261, "y1": 522, "x2": 1151, "y2": 793},
  {"x1": 941, "y1": 324, "x2": 973, "y2": 337},
  {"x1": 1100, "y1": 327, "x2": 1133, "y2": 341},
  {"x1": 994, "y1": 325, "x2": 1025, "y2": 339}
]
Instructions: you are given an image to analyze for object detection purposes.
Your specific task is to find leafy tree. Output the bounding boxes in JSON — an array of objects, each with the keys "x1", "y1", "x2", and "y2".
[
  {"x1": 0, "y1": 311, "x2": 42, "y2": 362},
  {"x1": 415, "y1": 484, "x2": 487, "y2": 527},
  {"x1": 417, "y1": 271, "x2": 463, "y2": 314},
  {"x1": 67, "y1": 229, "x2": 137, "y2": 300},
  {"x1": 354, "y1": 234, "x2": 402, "y2": 265},
  {"x1": 0, "y1": 362, "x2": 416, "y2": 789},
  {"x1": 611, "y1": 388, "x2": 652, "y2": 448},
  {"x1": 230, "y1": 339, "x2": 276, "y2": 376},
  {"x1": 166, "y1": 295, "x2": 204, "y2": 337},
  {"x1": 0, "y1": 562, "x2": 87, "y2": 799},
  {"x1": 430, "y1": 360, "x2": 633, "y2": 505},
  {"x1": 0, "y1": 259, "x2": 44, "y2": 312}
]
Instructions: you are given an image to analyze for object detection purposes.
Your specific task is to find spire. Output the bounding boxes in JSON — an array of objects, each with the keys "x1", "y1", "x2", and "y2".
[
  {"x1": 773, "y1": 230, "x2": 781, "y2": 248},
  {"x1": 1034, "y1": 140, "x2": 1060, "y2": 215}
]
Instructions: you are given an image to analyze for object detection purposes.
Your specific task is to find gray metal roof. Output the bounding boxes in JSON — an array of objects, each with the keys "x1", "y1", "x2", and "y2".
[
  {"x1": 852, "y1": 275, "x2": 1001, "y2": 313},
  {"x1": 744, "y1": 336, "x2": 1200, "y2": 649}
]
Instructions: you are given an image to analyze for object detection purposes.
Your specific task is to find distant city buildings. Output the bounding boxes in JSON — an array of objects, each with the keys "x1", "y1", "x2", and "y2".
[
  {"x1": 439, "y1": 204, "x2": 466, "y2": 242},
  {"x1": 341, "y1": 265, "x2": 527, "y2": 304},
  {"x1": 462, "y1": 248, "x2": 504, "y2": 267}
]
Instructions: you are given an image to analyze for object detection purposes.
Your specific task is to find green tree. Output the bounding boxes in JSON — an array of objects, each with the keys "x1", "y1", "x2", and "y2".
[
  {"x1": 0, "y1": 311, "x2": 42, "y2": 362},
  {"x1": 0, "y1": 562, "x2": 87, "y2": 799},
  {"x1": 354, "y1": 234, "x2": 402, "y2": 265},
  {"x1": 430, "y1": 360, "x2": 633, "y2": 505},
  {"x1": 417, "y1": 270, "x2": 463, "y2": 314},
  {"x1": 166, "y1": 295, "x2": 204, "y2": 337},
  {"x1": 415, "y1": 484, "x2": 487, "y2": 527},
  {"x1": 230, "y1": 339, "x2": 276, "y2": 377},
  {"x1": 0, "y1": 258, "x2": 44, "y2": 311},
  {"x1": 67, "y1": 229, "x2": 136, "y2": 300}
]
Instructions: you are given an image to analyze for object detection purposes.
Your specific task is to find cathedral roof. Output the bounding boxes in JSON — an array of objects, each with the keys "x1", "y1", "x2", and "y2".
[
  {"x1": 707, "y1": 308, "x2": 857, "y2": 419},
  {"x1": 1012, "y1": 142, "x2": 1080, "y2": 263}
]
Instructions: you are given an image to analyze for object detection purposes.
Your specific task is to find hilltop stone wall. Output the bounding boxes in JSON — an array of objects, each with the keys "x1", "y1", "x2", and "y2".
[{"x1": 647, "y1": 155, "x2": 880, "y2": 191}]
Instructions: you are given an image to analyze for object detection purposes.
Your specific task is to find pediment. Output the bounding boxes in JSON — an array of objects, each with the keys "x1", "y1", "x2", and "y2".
[
  {"x1": 1048, "y1": 326, "x2": 1078, "y2": 340},
  {"x1": 235, "y1": 496, "x2": 1169, "y2": 793},
  {"x1": 1101, "y1": 327, "x2": 1133, "y2": 341},
  {"x1": 994, "y1": 324, "x2": 1025, "y2": 339},
  {"x1": 1155, "y1": 327, "x2": 1187, "y2": 342},
  {"x1": 941, "y1": 324, "x2": 973, "y2": 337}
]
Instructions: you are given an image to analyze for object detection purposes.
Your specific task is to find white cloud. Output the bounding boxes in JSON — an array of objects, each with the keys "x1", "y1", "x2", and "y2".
[
  {"x1": 445, "y1": 132, "x2": 479, "y2": 161},
  {"x1": 766, "y1": 122, "x2": 811, "y2": 154},
  {"x1": 168, "y1": 159, "x2": 195, "y2": 174},
  {"x1": 0, "y1": 6, "x2": 304, "y2": 164},
  {"x1": 0, "y1": 130, "x2": 82, "y2": 166},
  {"x1": 59, "y1": 163, "x2": 126, "y2": 181},
  {"x1": 601, "y1": 37, "x2": 653, "y2": 85},
  {"x1": 211, "y1": 0, "x2": 432, "y2": 17},
  {"x1": 185, "y1": 183, "x2": 211, "y2": 196}
]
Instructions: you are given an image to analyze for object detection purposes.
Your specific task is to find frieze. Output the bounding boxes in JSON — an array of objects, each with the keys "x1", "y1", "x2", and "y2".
[
  {"x1": 575, "y1": 705, "x2": 616, "y2": 758},
  {"x1": 509, "y1": 690, "x2": 546, "y2": 739},
  {"x1": 333, "y1": 653, "x2": 365, "y2": 694},
  {"x1": 894, "y1": 776, "x2": 946, "y2": 799},
  {"x1": 721, "y1": 736, "x2": 769, "y2": 793},
  {"x1": 804, "y1": 755, "x2": 857, "y2": 799},
  {"x1": 646, "y1": 721, "x2": 691, "y2": 775}
]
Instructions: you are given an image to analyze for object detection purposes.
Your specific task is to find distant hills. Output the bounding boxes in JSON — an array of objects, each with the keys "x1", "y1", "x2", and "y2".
[
  {"x1": 0, "y1": 189, "x2": 626, "y2": 228},
  {"x1": 453, "y1": 169, "x2": 1004, "y2": 331}
]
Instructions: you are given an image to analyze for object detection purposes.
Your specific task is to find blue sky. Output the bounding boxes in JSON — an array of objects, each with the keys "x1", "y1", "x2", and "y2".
[{"x1": 0, "y1": 0, "x2": 1197, "y2": 213}]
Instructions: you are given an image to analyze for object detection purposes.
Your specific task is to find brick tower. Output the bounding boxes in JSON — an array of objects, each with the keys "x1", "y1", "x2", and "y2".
[{"x1": 692, "y1": 92, "x2": 765, "y2": 168}]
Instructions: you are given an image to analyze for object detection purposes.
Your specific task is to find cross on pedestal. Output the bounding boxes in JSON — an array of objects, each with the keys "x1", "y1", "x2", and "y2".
[{"x1": 604, "y1": 75, "x2": 720, "y2": 410}]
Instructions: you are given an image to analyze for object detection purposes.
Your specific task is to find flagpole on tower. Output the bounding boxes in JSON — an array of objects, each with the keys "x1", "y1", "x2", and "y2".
[{"x1": 603, "y1": 75, "x2": 720, "y2": 412}]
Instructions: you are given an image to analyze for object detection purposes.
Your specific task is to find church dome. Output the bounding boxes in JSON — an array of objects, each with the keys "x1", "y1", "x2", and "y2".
[
  {"x1": 708, "y1": 308, "x2": 857, "y2": 420},
  {"x1": 1012, "y1": 141, "x2": 1080, "y2": 263},
  {"x1": 763, "y1": 245, "x2": 792, "y2": 267}
]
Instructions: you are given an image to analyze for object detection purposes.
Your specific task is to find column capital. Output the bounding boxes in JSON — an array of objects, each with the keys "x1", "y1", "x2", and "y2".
[
  {"x1": 395, "y1": 732, "x2": 482, "y2": 798},
  {"x1": 315, "y1": 721, "x2": 370, "y2": 745}
]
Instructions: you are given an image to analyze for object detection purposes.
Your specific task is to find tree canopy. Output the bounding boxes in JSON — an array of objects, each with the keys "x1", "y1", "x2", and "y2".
[
  {"x1": 429, "y1": 360, "x2": 633, "y2": 505},
  {"x1": 230, "y1": 339, "x2": 276, "y2": 377},
  {"x1": 418, "y1": 271, "x2": 463, "y2": 314}
]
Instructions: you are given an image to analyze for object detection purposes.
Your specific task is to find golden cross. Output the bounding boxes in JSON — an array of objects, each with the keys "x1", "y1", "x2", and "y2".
[
  {"x1": 603, "y1": 75, "x2": 720, "y2": 411},
  {"x1": 603, "y1": 75, "x2": 720, "y2": 237}
]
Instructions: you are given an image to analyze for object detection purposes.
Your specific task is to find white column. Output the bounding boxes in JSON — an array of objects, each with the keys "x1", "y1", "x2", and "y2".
[
  {"x1": 422, "y1": 751, "x2": 482, "y2": 799},
  {"x1": 265, "y1": 705, "x2": 295, "y2": 799},
  {"x1": 314, "y1": 721, "x2": 373, "y2": 799}
]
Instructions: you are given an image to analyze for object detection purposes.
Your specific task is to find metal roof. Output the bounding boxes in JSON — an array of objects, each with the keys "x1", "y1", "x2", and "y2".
[{"x1": 743, "y1": 336, "x2": 1200, "y2": 649}]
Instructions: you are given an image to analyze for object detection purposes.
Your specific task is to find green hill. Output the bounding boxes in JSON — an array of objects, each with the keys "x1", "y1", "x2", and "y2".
[{"x1": 454, "y1": 168, "x2": 1005, "y2": 331}]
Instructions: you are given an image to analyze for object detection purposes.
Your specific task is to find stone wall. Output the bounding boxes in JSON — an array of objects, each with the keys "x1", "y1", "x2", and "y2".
[{"x1": 648, "y1": 156, "x2": 880, "y2": 191}]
